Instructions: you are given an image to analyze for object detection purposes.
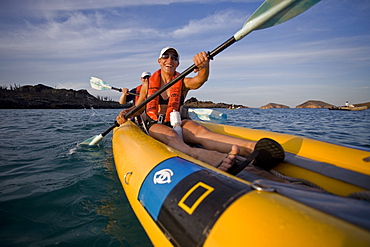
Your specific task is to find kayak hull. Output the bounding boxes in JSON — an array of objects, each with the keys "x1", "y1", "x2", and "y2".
[{"x1": 112, "y1": 121, "x2": 370, "y2": 246}]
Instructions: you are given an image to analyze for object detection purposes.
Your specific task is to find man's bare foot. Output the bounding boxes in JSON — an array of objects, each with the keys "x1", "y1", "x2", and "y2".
[{"x1": 216, "y1": 145, "x2": 239, "y2": 171}]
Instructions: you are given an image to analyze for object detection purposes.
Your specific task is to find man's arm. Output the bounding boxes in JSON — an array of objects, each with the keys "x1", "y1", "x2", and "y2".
[{"x1": 183, "y1": 51, "x2": 210, "y2": 93}]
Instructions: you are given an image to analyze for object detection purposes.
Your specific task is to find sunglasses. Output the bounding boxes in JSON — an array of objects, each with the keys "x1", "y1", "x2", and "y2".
[
  {"x1": 142, "y1": 76, "x2": 150, "y2": 79},
  {"x1": 161, "y1": 54, "x2": 178, "y2": 61}
]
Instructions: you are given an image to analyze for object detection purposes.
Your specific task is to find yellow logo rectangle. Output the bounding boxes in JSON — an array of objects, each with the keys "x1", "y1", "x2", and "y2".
[{"x1": 178, "y1": 182, "x2": 214, "y2": 215}]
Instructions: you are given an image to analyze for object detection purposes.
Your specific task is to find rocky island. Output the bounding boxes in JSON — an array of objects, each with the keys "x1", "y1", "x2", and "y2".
[
  {"x1": 0, "y1": 84, "x2": 247, "y2": 109},
  {"x1": 260, "y1": 100, "x2": 336, "y2": 109},
  {"x1": 260, "y1": 103, "x2": 290, "y2": 109},
  {"x1": 295, "y1": 100, "x2": 334, "y2": 109},
  {"x1": 261, "y1": 100, "x2": 369, "y2": 109},
  {"x1": 0, "y1": 84, "x2": 123, "y2": 109},
  {"x1": 184, "y1": 97, "x2": 247, "y2": 109}
]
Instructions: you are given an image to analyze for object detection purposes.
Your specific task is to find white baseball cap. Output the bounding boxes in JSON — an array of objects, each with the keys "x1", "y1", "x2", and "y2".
[
  {"x1": 141, "y1": 71, "x2": 151, "y2": 78},
  {"x1": 159, "y1": 46, "x2": 179, "y2": 59}
]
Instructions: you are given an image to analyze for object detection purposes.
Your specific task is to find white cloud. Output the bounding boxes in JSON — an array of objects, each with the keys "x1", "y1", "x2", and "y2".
[
  {"x1": 173, "y1": 10, "x2": 244, "y2": 38},
  {"x1": 1, "y1": 0, "x2": 259, "y2": 19}
]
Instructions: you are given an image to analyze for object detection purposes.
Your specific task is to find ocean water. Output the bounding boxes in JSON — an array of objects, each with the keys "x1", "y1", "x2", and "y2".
[{"x1": 1, "y1": 108, "x2": 369, "y2": 246}]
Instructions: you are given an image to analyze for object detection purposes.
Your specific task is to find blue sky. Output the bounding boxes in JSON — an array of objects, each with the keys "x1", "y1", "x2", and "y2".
[{"x1": 0, "y1": 0, "x2": 369, "y2": 108}]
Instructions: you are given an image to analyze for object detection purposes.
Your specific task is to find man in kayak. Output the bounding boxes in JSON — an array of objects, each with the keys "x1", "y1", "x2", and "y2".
[
  {"x1": 116, "y1": 47, "x2": 284, "y2": 173},
  {"x1": 119, "y1": 71, "x2": 151, "y2": 105}
]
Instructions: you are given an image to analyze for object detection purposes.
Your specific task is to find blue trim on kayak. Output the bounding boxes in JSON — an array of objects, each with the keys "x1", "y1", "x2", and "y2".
[{"x1": 138, "y1": 157, "x2": 202, "y2": 221}]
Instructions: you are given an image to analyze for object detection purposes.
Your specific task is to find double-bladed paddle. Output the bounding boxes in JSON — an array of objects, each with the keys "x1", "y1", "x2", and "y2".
[
  {"x1": 90, "y1": 76, "x2": 139, "y2": 96},
  {"x1": 82, "y1": 0, "x2": 321, "y2": 146}
]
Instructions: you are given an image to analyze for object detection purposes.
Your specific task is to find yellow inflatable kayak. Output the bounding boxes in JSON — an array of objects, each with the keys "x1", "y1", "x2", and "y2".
[{"x1": 112, "y1": 120, "x2": 370, "y2": 247}]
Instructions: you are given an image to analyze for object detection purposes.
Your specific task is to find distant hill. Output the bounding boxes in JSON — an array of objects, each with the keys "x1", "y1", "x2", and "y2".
[
  {"x1": 295, "y1": 100, "x2": 334, "y2": 109},
  {"x1": 353, "y1": 102, "x2": 370, "y2": 108},
  {"x1": 260, "y1": 103, "x2": 290, "y2": 109},
  {"x1": 295, "y1": 100, "x2": 370, "y2": 109},
  {"x1": 0, "y1": 84, "x2": 123, "y2": 109}
]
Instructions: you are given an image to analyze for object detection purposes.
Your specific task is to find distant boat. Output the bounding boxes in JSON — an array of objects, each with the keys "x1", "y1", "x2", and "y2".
[
  {"x1": 329, "y1": 106, "x2": 367, "y2": 111},
  {"x1": 227, "y1": 104, "x2": 241, "y2": 110}
]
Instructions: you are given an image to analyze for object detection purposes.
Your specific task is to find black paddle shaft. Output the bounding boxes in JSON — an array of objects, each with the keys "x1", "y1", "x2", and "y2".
[
  {"x1": 111, "y1": 86, "x2": 122, "y2": 92},
  {"x1": 124, "y1": 36, "x2": 237, "y2": 119},
  {"x1": 111, "y1": 86, "x2": 139, "y2": 96},
  {"x1": 102, "y1": 121, "x2": 119, "y2": 137}
]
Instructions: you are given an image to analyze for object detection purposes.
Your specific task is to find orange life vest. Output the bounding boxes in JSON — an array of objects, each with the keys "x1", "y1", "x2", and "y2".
[
  {"x1": 146, "y1": 69, "x2": 183, "y2": 122},
  {"x1": 134, "y1": 85, "x2": 142, "y2": 104}
]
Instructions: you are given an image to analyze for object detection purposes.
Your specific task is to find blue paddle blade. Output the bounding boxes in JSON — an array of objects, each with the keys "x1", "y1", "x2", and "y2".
[
  {"x1": 90, "y1": 77, "x2": 112, "y2": 90},
  {"x1": 88, "y1": 134, "x2": 103, "y2": 146},
  {"x1": 249, "y1": 0, "x2": 321, "y2": 30},
  {"x1": 234, "y1": 0, "x2": 321, "y2": 40},
  {"x1": 79, "y1": 135, "x2": 99, "y2": 145}
]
